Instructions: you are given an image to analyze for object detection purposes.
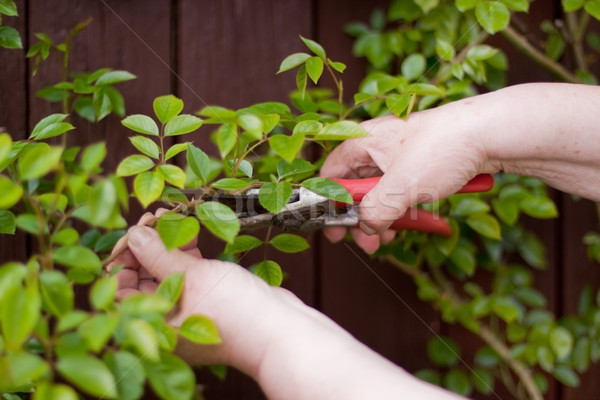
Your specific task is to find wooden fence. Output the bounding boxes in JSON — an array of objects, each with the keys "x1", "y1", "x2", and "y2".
[{"x1": 1, "y1": 1, "x2": 599, "y2": 399}]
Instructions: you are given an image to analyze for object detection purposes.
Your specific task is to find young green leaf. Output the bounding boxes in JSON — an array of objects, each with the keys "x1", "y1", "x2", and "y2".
[
  {"x1": 443, "y1": 369, "x2": 472, "y2": 397},
  {"x1": 269, "y1": 233, "x2": 309, "y2": 253},
  {"x1": 81, "y1": 142, "x2": 107, "y2": 172},
  {"x1": 129, "y1": 136, "x2": 159, "y2": 159},
  {"x1": 0, "y1": 0, "x2": 18, "y2": 16},
  {"x1": 56, "y1": 354, "x2": 118, "y2": 399},
  {"x1": 238, "y1": 113, "x2": 263, "y2": 141},
  {"x1": 277, "y1": 159, "x2": 316, "y2": 180},
  {"x1": 195, "y1": 201, "x2": 240, "y2": 243},
  {"x1": 0, "y1": 176, "x2": 23, "y2": 209},
  {"x1": 116, "y1": 154, "x2": 154, "y2": 177},
  {"x1": 95, "y1": 70, "x2": 136, "y2": 85},
  {"x1": 1, "y1": 287, "x2": 40, "y2": 351},
  {"x1": 254, "y1": 260, "x2": 283, "y2": 286},
  {"x1": 519, "y1": 196, "x2": 558, "y2": 218},
  {"x1": 179, "y1": 315, "x2": 221, "y2": 345},
  {"x1": 157, "y1": 164, "x2": 187, "y2": 188},
  {"x1": 120, "y1": 293, "x2": 172, "y2": 316},
  {"x1": 386, "y1": 93, "x2": 411, "y2": 117},
  {"x1": 164, "y1": 114, "x2": 203, "y2": 136},
  {"x1": 126, "y1": 319, "x2": 160, "y2": 362},
  {"x1": 215, "y1": 122, "x2": 237, "y2": 158},
  {"x1": 401, "y1": 53, "x2": 426, "y2": 81},
  {"x1": 300, "y1": 35, "x2": 326, "y2": 59},
  {"x1": 165, "y1": 142, "x2": 189, "y2": 160},
  {"x1": 18, "y1": 144, "x2": 63, "y2": 180},
  {"x1": 315, "y1": 120, "x2": 368, "y2": 140},
  {"x1": 436, "y1": 39, "x2": 455, "y2": 61},
  {"x1": 186, "y1": 144, "x2": 210, "y2": 184},
  {"x1": 301, "y1": 177, "x2": 353, "y2": 204},
  {"x1": 277, "y1": 52, "x2": 311, "y2": 73},
  {"x1": 0, "y1": 133, "x2": 12, "y2": 170},
  {"x1": 78, "y1": 314, "x2": 118, "y2": 353},
  {"x1": 212, "y1": 178, "x2": 253, "y2": 191},
  {"x1": 293, "y1": 120, "x2": 322, "y2": 136},
  {"x1": 259, "y1": 181, "x2": 292, "y2": 214},
  {"x1": 39, "y1": 270, "x2": 73, "y2": 317},
  {"x1": 0, "y1": 210, "x2": 16, "y2": 234},
  {"x1": 553, "y1": 366, "x2": 580, "y2": 387},
  {"x1": 327, "y1": 58, "x2": 346, "y2": 73},
  {"x1": 492, "y1": 296, "x2": 523, "y2": 323},
  {"x1": 144, "y1": 353, "x2": 195, "y2": 400},
  {"x1": 29, "y1": 113, "x2": 74, "y2": 140},
  {"x1": 90, "y1": 277, "x2": 117, "y2": 311},
  {"x1": 0, "y1": 26, "x2": 23, "y2": 49},
  {"x1": 269, "y1": 133, "x2": 304, "y2": 163},
  {"x1": 306, "y1": 56, "x2": 324, "y2": 84},
  {"x1": 476, "y1": 1, "x2": 510, "y2": 34},
  {"x1": 53, "y1": 245, "x2": 102, "y2": 274},
  {"x1": 224, "y1": 235, "x2": 263, "y2": 254},
  {"x1": 134, "y1": 171, "x2": 164, "y2": 208},
  {"x1": 549, "y1": 326, "x2": 574, "y2": 360},
  {"x1": 466, "y1": 213, "x2": 501, "y2": 240},
  {"x1": 0, "y1": 353, "x2": 49, "y2": 393},
  {"x1": 121, "y1": 114, "x2": 159, "y2": 136},
  {"x1": 427, "y1": 336, "x2": 461, "y2": 367},
  {"x1": 156, "y1": 272, "x2": 184, "y2": 304},
  {"x1": 296, "y1": 64, "x2": 308, "y2": 98},
  {"x1": 153, "y1": 94, "x2": 184, "y2": 124},
  {"x1": 157, "y1": 213, "x2": 200, "y2": 250},
  {"x1": 103, "y1": 351, "x2": 145, "y2": 400}
]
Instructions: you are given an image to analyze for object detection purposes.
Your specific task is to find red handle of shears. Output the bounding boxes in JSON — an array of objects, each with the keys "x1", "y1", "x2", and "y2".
[{"x1": 331, "y1": 174, "x2": 494, "y2": 237}]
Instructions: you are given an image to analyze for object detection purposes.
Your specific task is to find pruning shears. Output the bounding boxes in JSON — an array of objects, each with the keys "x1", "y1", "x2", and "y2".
[{"x1": 185, "y1": 174, "x2": 494, "y2": 237}]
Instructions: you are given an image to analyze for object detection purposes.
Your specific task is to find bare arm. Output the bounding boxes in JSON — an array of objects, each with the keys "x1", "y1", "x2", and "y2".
[{"x1": 321, "y1": 82, "x2": 600, "y2": 239}]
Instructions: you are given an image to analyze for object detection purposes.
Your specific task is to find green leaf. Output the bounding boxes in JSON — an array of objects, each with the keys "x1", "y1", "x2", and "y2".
[
  {"x1": 56, "y1": 311, "x2": 88, "y2": 334},
  {"x1": 492, "y1": 296, "x2": 523, "y2": 323},
  {"x1": 0, "y1": 210, "x2": 16, "y2": 234},
  {"x1": 436, "y1": 39, "x2": 455, "y2": 61},
  {"x1": 15, "y1": 214, "x2": 43, "y2": 234},
  {"x1": 179, "y1": 315, "x2": 221, "y2": 345},
  {"x1": 467, "y1": 45, "x2": 498, "y2": 61},
  {"x1": 104, "y1": 351, "x2": 145, "y2": 400},
  {"x1": 277, "y1": 159, "x2": 315, "y2": 180},
  {"x1": 585, "y1": 0, "x2": 600, "y2": 20},
  {"x1": 0, "y1": 0, "x2": 18, "y2": 16},
  {"x1": 157, "y1": 213, "x2": 200, "y2": 250},
  {"x1": 53, "y1": 245, "x2": 101, "y2": 273},
  {"x1": 563, "y1": 0, "x2": 585, "y2": 12},
  {"x1": 476, "y1": 1, "x2": 510, "y2": 34},
  {"x1": 277, "y1": 52, "x2": 312, "y2": 73},
  {"x1": 259, "y1": 181, "x2": 293, "y2": 214},
  {"x1": 195, "y1": 201, "x2": 240, "y2": 243},
  {"x1": 466, "y1": 213, "x2": 501, "y2": 240},
  {"x1": 126, "y1": 318, "x2": 160, "y2": 362},
  {"x1": 519, "y1": 196, "x2": 558, "y2": 218},
  {"x1": 414, "y1": 369, "x2": 441, "y2": 386},
  {"x1": 269, "y1": 133, "x2": 304, "y2": 163},
  {"x1": 30, "y1": 113, "x2": 75, "y2": 140},
  {"x1": 452, "y1": 197, "x2": 490, "y2": 217},
  {"x1": 78, "y1": 314, "x2": 118, "y2": 353},
  {"x1": 1, "y1": 287, "x2": 40, "y2": 350},
  {"x1": 549, "y1": 326, "x2": 573, "y2": 359},
  {"x1": 144, "y1": 352, "x2": 195, "y2": 400},
  {"x1": 130, "y1": 135, "x2": 159, "y2": 159},
  {"x1": 327, "y1": 58, "x2": 346, "y2": 72},
  {"x1": 39, "y1": 270, "x2": 73, "y2": 317},
  {"x1": 215, "y1": 122, "x2": 237, "y2": 158},
  {"x1": 90, "y1": 277, "x2": 117, "y2": 311},
  {"x1": 386, "y1": 93, "x2": 411, "y2": 117},
  {"x1": 492, "y1": 198, "x2": 519, "y2": 225},
  {"x1": 212, "y1": 177, "x2": 252, "y2": 191},
  {"x1": 573, "y1": 337, "x2": 590, "y2": 373},
  {"x1": 236, "y1": 159, "x2": 253, "y2": 178},
  {"x1": 116, "y1": 154, "x2": 154, "y2": 177},
  {"x1": 238, "y1": 113, "x2": 263, "y2": 141},
  {"x1": 81, "y1": 142, "x2": 106, "y2": 172},
  {"x1": 134, "y1": 171, "x2": 164, "y2": 208},
  {"x1": 186, "y1": 144, "x2": 210, "y2": 184},
  {"x1": 165, "y1": 142, "x2": 189, "y2": 160},
  {"x1": 514, "y1": 287, "x2": 546, "y2": 308},
  {"x1": 95, "y1": 70, "x2": 136, "y2": 85},
  {"x1": 300, "y1": 36, "x2": 326, "y2": 59},
  {"x1": 401, "y1": 53, "x2": 426, "y2": 81},
  {"x1": 455, "y1": 0, "x2": 478, "y2": 10},
  {"x1": 306, "y1": 56, "x2": 324, "y2": 84},
  {"x1": 427, "y1": 337, "x2": 461, "y2": 368},
  {"x1": 88, "y1": 179, "x2": 117, "y2": 227},
  {"x1": 153, "y1": 95, "x2": 184, "y2": 124},
  {"x1": 471, "y1": 367, "x2": 494, "y2": 395},
  {"x1": 296, "y1": 64, "x2": 308, "y2": 98},
  {"x1": 0, "y1": 175, "x2": 22, "y2": 209},
  {"x1": 56, "y1": 354, "x2": 117, "y2": 398},
  {"x1": 475, "y1": 346, "x2": 500, "y2": 368},
  {"x1": 120, "y1": 293, "x2": 172, "y2": 315},
  {"x1": 443, "y1": 369, "x2": 472, "y2": 397},
  {"x1": 121, "y1": 114, "x2": 159, "y2": 136},
  {"x1": 18, "y1": 144, "x2": 62, "y2": 180},
  {"x1": 517, "y1": 232, "x2": 546, "y2": 269},
  {"x1": 553, "y1": 365, "x2": 580, "y2": 387},
  {"x1": 224, "y1": 235, "x2": 263, "y2": 254},
  {"x1": 316, "y1": 120, "x2": 368, "y2": 140},
  {"x1": 156, "y1": 272, "x2": 184, "y2": 304},
  {"x1": 164, "y1": 114, "x2": 203, "y2": 136},
  {"x1": 0, "y1": 133, "x2": 11, "y2": 169},
  {"x1": 157, "y1": 164, "x2": 186, "y2": 188},
  {"x1": 0, "y1": 352, "x2": 49, "y2": 393},
  {"x1": 301, "y1": 177, "x2": 353, "y2": 204},
  {"x1": 415, "y1": 0, "x2": 440, "y2": 13},
  {"x1": 270, "y1": 233, "x2": 309, "y2": 253},
  {"x1": 293, "y1": 120, "x2": 322, "y2": 136},
  {"x1": 254, "y1": 260, "x2": 283, "y2": 286},
  {"x1": 0, "y1": 26, "x2": 22, "y2": 49}
]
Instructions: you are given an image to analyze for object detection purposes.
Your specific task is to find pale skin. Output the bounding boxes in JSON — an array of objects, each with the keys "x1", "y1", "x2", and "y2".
[{"x1": 111, "y1": 83, "x2": 600, "y2": 399}]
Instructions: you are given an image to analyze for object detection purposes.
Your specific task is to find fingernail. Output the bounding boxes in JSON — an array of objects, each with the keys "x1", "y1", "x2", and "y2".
[
  {"x1": 128, "y1": 226, "x2": 152, "y2": 249},
  {"x1": 359, "y1": 221, "x2": 377, "y2": 235}
]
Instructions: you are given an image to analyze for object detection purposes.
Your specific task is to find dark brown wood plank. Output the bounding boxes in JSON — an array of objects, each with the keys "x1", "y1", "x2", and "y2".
[{"x1": 0, "y1": 0, "x2": 29, "y2": 263}]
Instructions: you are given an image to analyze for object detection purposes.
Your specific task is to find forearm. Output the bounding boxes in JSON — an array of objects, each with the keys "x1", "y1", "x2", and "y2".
[
  {"x1": 254, "y1": 304, "x2": 462, "y2": 400},
  {"x1": 462, "y1": 83, "x2": 600, "y2": 200}
]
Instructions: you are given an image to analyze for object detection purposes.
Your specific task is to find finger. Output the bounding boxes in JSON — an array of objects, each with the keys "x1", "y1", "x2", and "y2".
[
  {"x1": 320, "y1": 137, "x2": 373, "y2": 179},
  {"x1": 323, "y1": 227, "x2": 347, "y2": 243},
  {"x1": 127, "y1": 225, "x2": 192, "y2": 280},
  {"x1": 139, "y1": 280, "x2": 159, "y2": 294},
  {"x1": 115, "y1": 268, "x2": 139, "y2": 290},
  {"x1": 350, "y1": 228, "x2": 381, "y2": 254},
  {"x1": 380, "y1": 229, "x2": 396, "y2": 244},
  {"x1": 107, "y1": 248, "x2": 139, "y2": 274},
  {"x1": 116, "y1": 288, "x2": 140, "y2": 300},
  {"x1": 138, "y1": 212, "x2": 157, "y2": 227}
]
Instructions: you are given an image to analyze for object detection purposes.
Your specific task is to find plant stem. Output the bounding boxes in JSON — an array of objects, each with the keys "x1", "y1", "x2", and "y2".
[
  {"x1": 501, "y1": 25, "x2": 579, "y2": 83},
  {"x1": 324, "y1": 63, "x2": 344, "y2": 120},
  {"x1": 566, "y1": 11, "x2": 590, "y2": 73},
  {"x1": 382, "y1": 255, "x2": 543, "y2": 400}
]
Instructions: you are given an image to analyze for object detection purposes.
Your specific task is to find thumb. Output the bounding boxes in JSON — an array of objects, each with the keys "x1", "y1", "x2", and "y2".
[{"x1": 127, "y1": 225, "x2": 191, "y2": 280}]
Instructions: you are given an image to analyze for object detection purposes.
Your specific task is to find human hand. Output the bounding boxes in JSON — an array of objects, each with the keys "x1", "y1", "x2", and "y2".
[{"x1": 321, "y1": 104, "x2": 489, "y2": 250}]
